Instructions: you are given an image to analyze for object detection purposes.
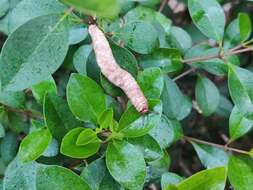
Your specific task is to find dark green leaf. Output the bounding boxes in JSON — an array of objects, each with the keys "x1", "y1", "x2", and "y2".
[
  {"x1": 1, "y1": 132, "x2": 18, "y2": 165},
  {"x1": 229, "y1": 106, "x2": 253, "y2": 141},
  {"x1": 161, "y1": 172, "x2": 184, "y2": 190},
  {"x1": 139, "y1": 48, "x2": 183, "y2": 74},
  {"x1": 43, "y1": 93, "x2": 81, "y2": 141},
  {"x1": 149, "y1": 115, "x2": 183, "y2": 149},
  {"x1": 0, "y1": 90, "x2": 25, "y2": 109},
  {"x1": 18, "y1": 128, "x2": 52, "y2": 162},
  {"x1": 73, "y1": 45, "x2": 92, "y2": 75},
  {"x1": 67, "y1": 74, "x2": 106, "y2": 123},
  {"x1": 188, "y1": 0, "x2": 225, "y2": 43},
  {"x1": 137, "y1": 68, "x2": 164, "y2": 99},
  {"x1": 0, "y1": 14, "x2": 72, "y2": 91},
  {"x1": 192, "y1": 142, "x2": 229, "y2": 169},
  {"x1": 161, "y1": 76, "x2": 192, "y2": 120},
  {"x1": 36, "y1": 165, "x2": 91, "y2": 190},
  {"x1": 106, "y1": 140, "x2": 146, "y2": 190},
  {"x1": 195, "y1": 75, "x2": 220, "y2": 116}
]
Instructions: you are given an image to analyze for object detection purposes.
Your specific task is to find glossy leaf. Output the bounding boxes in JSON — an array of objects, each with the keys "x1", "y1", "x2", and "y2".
[
  {"x1": 188, "y1": 0, "x2": 225, "y2": 43},
  {"x1": 67, "y1": 74, "x2": 106, "y2": 123},
  {"x1": 228, "y1": 156, "x2": 253, "y2": 190},
  {"x1": 161, "y1": 172, "x2": 184, "y2": 190},
  {"x1": 18, "y1": 128, "x2": 52, "y2": 162},
  {"x1": 98, "y1": 108, "x2": 113, "y2": 129},
  {"x1": 139, "y1": 48, "x2": 183, "y2": 74},
  {"x1": 76, "y1": 128, "x2": 99, "y2": 146},
  {"x1": 60, "y1": 127, "x2": 100, "y2": 158},
  {"x1": 192, "y1": 142, "x2": 229, "y2": 169},
  {"x1": 161, "y1": 76, "x2": 192, "y2": 120},
  {"x1": 106, "y1": 140, "x2": 146, "y2": 190},
  {"x1": 0, "y1": 14, "x2": 72, "y2": 91},
  {"x1": 229, "y1": 106, "x2": 253, "y2": 141},
  {"x1": 195, "y1": 75, "x2": 220, "y2": 116},
  {"x1": 73, "y1": 45, "x2": 92, "y2": 75}
]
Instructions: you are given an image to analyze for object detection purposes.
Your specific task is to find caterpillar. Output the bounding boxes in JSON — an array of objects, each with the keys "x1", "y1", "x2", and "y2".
[{"x1": 88, "y1": 24, "x2": 148, "y2": 114}]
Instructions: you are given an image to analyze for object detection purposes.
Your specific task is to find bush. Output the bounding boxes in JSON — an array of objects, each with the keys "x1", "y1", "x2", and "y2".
[{"x1": 0, "y1": 0, "x2": 253, "y2": 189}]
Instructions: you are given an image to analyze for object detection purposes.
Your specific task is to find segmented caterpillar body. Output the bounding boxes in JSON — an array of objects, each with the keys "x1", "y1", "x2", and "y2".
[{"x1": 88, "y1": 24, "x2": 148, "y2": 113}]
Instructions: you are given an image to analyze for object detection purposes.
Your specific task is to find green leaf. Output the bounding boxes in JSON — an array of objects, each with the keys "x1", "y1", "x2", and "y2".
[
  {"x1": 161, "y1": 76, "x2": 192, "y2": 120},
  {"x1": 228, "y1": 156, "x2": 253, "y2": 190},
  {"x1": 67, "y1": 74, "x2": 106, "y2": 123},
  {"x1": 192, "y1": 142, "x2": 229, "y2": 169},
  {"x1": 98, "y1": 108, "x2": 113, "y2": 129},
  {"x1": 215, "y1": 95, "x2": 233, "y2": 118},
  {"x1": 161, "y1": 172, "x2": 184, "y2": 190},
  {"x1": 188, "y1": 0, "x2": 225, "y2": 43},
  {"x1": 137, "y1": 68, "x2": 164, "y2": 99},
  {"x1": 149, "y1": 115, "x2": 183, "y2": 149},
  {"x1": 195, "y1": 75, "x2": 220, "y2": 116},
  {"x1": 43, "y1": 93, "x2": 81, "y2": 141},
  {"x1": 36, "y1": 165, "x2": 91, "y2": 190},
  {"x1": 69, "y1": 26, "x2": 88, "y2": 45},
  {"x1": 0, "y1": 123, "x2": 5, "y2": 138},
  {"x1": 60, "y1": 0, "x2": 119, "y2": 18},
  {"x1": 239, "y1": 13, "x2": 252, "y2": 42},
  {"x1": 32, "y1": 76, "x2": 57, "y2": 104},
  {"x1": 118, "y1": 99, "x2": 162, "y2": 138},
  {"x1": 0, "y1": 14, "x2": 72, "y2": 91},
  {"x1": 7, "y1": 0, "x2": 66, "y2": 33},
  {"x1": 60, "y1": 127, "x2": 100, "y2": 158},
  {"x1": 228, "y1": 64, "x2": 253, "y2": 119},
  {"x1": 106, "y1": 140, "x2": 146, "y2": 190},
  {"x1": 139, "y1": 48, "x2": 183, "y2": 74},
  {"x1": 128, "y1": 134, "x2": 162, "y2": 162},
  {"x1": 115, "y1": 21, "x2": 159, "y2": 54},
  {"x1": 76, "y1": 128, "x2": 99, "y2": 146},
  {"x1": 0, "y1": 90, "x2": 25, "y2": 109},
  {"x1": 81, "y1": 158, "x2": 107, "y2": 190},
  {"x1": 1, "y1": 132, "x2": 18, "y2": 165},
  {"x1": 0, "y1": 0, "x2": 9, "y2": 18},
  {"x1": 42, "y1": 139, "x2": 59, "y2": 157},
  {"x1": 73, "y1": 45, "x2": 92, "y2": 75},
  {"x1": 176, "y1": 167, "x2": 227, "y2": 190},
  {"x1": 18, "y1": 128, "x2": 52, "y2": 162},
  {"x1": 229, "y1": 106, "x2": 253, "y2": 141},
  {"x1": 166, "y1": 26, "x2": 192, "y2": 53},
  {"x1": 3, "y1": 158, "x2": 39, "y2": 190}
]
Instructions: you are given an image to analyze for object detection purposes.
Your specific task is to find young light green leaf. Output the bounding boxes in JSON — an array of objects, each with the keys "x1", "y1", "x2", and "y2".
[
  {"x1": 76, "y1": 128, "x2": 99, "y2": 146},
  {"x1": 18, "y1": 128, "x2": 52, "y2": 162},
  {"x1": 0, "y1": 14, "x2": 71, "y2": 91},
  {"x1": 195, "y1": 75, "x2": 220, "y2": 116},
  {"x1": 118, "y1": 99, "x2": 162, "y2": 138},
  {"x1": 177, "y1": 167, "x2": 227, "y2": 190},
  {"x1": 60, "y1": 127, "x2": 100, "y2": 159},
  {"x1": 188, "y1": 0, "x2": 225, "y2": 43},
  {"x1": 115, "y1": 21, "x2": 159, "y2": 54},
  {"x1": 43, "y1": 93, "x2": 81, "y2": 141},
  {"x1": 192, "y1": 142, "x2": 229, "y2": 169},
  {"x1": 73, "y1": 45, "x2": 92, "y2": 75},
  {"x1": 228, "y1": 64, "x2": 253, "y2": 119},
  {"x1": 239, "y1": 13, "x2": 252, "y2": 42},
  {"x1": 137, "y1": 68, "x2": 164, "y2": 99},
  {"x1": 98, "y1": 108, "x2": 113, "y2": 129},
  {"x1": 106, "y1": 140, "x2": 146, "y2": 190},
  {"x1": 36, "y1": 165, "x2": 91, "y2": 190},
  {"x1": 67, "y1": 74, "x2": 106, "y2": 123},
  {"x1": 128, "y1": 134, "x2": 162, "y2": 162},
  {"x1": 32, "y1": 76, "x2": 57, "y2": 104},
  {"x1": 161, "y1": 76, "x2": 192, "y2": 120},
  {"x1": 228, "y1": 156, "x2": 253, "y2": 190},
  {"x1": 229, "y1": 106, "x2": 253, "y2": 141},
  {"x1": 60, "y1": 0, "x2": 119, "y2": 18},
  {"x1": 149, "y1": 115, "x2": 183, "y2": 149},
  {"x1": 139, "y1": 48, "x2": 183, "y2": 74}
]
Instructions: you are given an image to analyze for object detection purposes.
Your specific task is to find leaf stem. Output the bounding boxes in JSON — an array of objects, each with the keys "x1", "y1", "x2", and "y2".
[
  {"x1": 184, "y1": 136, "x2": 250, "y2": 155},
  {"x1": 159, "y1": 0, "x2": 169, "y2": 12},
  {"x1": 173, "y1": 68, "x2": 196, "y2": 81}
]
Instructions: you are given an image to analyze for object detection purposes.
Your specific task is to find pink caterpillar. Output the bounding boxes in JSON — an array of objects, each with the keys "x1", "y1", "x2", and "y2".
[{"x1": 88, "y1": 24, "x2": 148, "y2": 113}]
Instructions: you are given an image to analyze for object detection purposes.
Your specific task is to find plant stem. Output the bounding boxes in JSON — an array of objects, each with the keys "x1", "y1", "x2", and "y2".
[
  {"x1": 173, "y1": 68, "x2": 196, "y2": 81},
  {"x1": 184, "y1": 136, "x2": 250, "y2": 155}
]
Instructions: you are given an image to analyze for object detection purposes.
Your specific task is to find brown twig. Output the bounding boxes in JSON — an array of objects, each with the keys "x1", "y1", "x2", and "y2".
[
  {"x1": 159, "y1": 0, "x2": 169, "y2": 12},
  {"x1": 173, "y1": 68, "x2": 196, "y2": 81},
  {"x1": 184, "y1": 136, "x2": 250, "y2": 155}
]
